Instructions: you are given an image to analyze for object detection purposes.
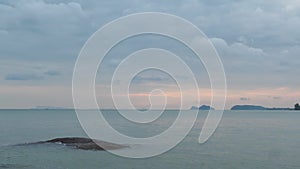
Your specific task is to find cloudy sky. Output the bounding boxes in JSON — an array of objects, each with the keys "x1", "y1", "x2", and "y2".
[{"x1": 0, "y1": 0, "x2": 300, "y2": 109}]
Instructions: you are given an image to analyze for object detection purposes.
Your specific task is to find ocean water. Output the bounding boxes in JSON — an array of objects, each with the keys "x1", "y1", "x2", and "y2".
[{"x1": 0, "y1": 109, "x2": 300, "y2": 169}]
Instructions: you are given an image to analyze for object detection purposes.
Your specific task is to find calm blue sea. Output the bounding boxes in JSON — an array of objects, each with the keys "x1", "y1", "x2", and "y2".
[{"x1": 0, "y1": 110, "x2": 299, "y2": 169}]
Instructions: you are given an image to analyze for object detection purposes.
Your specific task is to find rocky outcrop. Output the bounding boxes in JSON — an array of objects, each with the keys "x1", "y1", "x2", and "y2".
[{"x1": 22, "y1": 137, "x2": 128, "y2": 151}]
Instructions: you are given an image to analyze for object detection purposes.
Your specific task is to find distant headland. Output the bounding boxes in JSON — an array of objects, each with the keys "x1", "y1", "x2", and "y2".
[{"x1": 231, "y1": 105, "x2": 294, "y2": 110}]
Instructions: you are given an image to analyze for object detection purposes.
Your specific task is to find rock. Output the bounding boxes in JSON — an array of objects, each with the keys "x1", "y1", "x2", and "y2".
[{"x1": 22, "y1": 137, "x2": 128, "y2": 151}]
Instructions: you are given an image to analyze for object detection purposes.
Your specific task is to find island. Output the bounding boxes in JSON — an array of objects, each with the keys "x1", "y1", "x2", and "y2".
[{"x1": 190, "y1": 105, "x2": 215, "y2": 110}]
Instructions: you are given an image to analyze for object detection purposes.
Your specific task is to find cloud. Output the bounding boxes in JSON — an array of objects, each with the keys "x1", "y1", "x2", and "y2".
[
  {"x1": 44, "y1": 70, "x2": 61, "y2": 76},
  {"x1": 0, "y1": 60, "x2": 72, "y2": 86},
  {"x1": 1, "y1": 0, "x2": 300, "y2": 108},
  {"x1": 192, "y1": 0, "x2": 300, "y2": 48},
  {"x1": 272, "y1": 96, "x2": 282, "y2": 100},
  {"x1": 0, "y1": 0, "x2": 90, "y2": 61},
  {"x1": 132, "y1": 75, "x2": 173, "y2": 84},
  {"x1": 240, "y1": 97, "x2": 250, "y2": 101},
  {"x1": 210, "y1": 37, "x2": 300, "y2": 89},
  {"x1": 5, "y1": 73, "x2": 43, "y2": 81}
]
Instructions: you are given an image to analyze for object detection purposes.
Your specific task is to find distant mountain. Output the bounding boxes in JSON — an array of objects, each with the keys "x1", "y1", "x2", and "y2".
[
  {"x1": 31, "y1": 106, "x2": 68, "y2": 110},
  {"x1": 231, "y1": 105, "x2": 293, "y2": 110},
  {"x1": 231, "y1": 105, "x2": 267, "y2": 110},
  {"x1": 190, "y1": 105, "x2": 215, "y2": 110}
]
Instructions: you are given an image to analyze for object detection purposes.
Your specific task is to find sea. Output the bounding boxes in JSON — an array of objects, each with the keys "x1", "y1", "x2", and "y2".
[{"x1": 0, "y1": 109, "x2": 299, "y2": 169}]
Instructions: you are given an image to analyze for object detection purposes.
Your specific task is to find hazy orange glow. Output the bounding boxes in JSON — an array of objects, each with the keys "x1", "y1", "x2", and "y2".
[
  {"x1": 0, "y1": 84, "x2": 299, "y2": 109},
  {"x1": 129, "y1": 91, "x2": 182, "y2": 98}
]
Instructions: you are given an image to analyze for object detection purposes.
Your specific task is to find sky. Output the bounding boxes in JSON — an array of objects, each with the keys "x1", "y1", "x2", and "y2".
[{"x1": 0, "y1": 0, "x2": 300, "y2": 109}]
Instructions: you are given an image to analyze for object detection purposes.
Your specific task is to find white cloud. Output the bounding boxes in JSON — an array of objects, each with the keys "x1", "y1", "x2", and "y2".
[{"x1": 211, "y1": 37, "x2": 300, "y2": 89}]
